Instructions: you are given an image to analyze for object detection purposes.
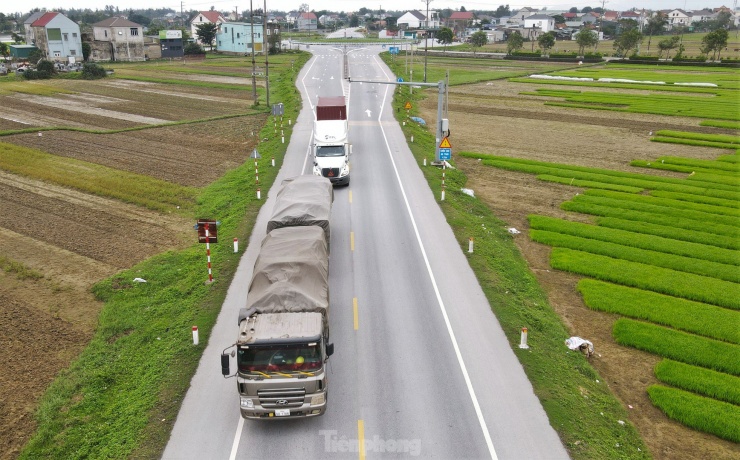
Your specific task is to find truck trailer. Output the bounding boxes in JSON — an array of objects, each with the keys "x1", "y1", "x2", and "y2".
[
  {"x1": 222, "y1": 175, "x2": 335, "y2": 419},
  {"x1": 313, "y1": 96, "x2": 350, "y2": 186}
]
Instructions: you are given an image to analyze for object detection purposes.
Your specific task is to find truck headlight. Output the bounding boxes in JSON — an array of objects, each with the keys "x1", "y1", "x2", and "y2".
[
  {"x1": 313, "y1": 164, "x2": 322, "y2": 176},
  {"x1": 340, "y1": 162, "x2": 349, "y2": 177},
  {"x1": 310, "y1": 393, "x2": 325, "y2": 406},
  {"x1": 240, "y1": 398, "x2": 254, "y2": 408}
]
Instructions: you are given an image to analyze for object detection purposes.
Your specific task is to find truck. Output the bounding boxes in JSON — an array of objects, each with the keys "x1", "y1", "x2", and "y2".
[
  {"x1": 313, "y1": 96, "x2": 351, "y2": 186},
  {"x1": 221, "y1": 175, "x2": 335, "y2": 419}
]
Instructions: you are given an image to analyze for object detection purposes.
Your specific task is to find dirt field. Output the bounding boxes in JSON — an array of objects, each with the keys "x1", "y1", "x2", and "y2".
[
  {"x1": 0, "y1": 80, "x2": 263, "y2": 459},
  {"x1": 418, "y1": 80, "x2": 740, "y2": 460}
]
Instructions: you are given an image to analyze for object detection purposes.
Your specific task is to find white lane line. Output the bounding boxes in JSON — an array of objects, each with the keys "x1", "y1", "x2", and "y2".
[
  {"x1": 228, "y1": 415, "x2": 244, "y2": 460},
  {"x1": 372, "y1": 54, "x2": 499, "y2": 460}
]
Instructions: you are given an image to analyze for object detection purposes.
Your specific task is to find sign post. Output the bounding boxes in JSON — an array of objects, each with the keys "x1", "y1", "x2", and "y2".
[{"x1": 196, "y1": 220, "x2": 218, "y2": 283}]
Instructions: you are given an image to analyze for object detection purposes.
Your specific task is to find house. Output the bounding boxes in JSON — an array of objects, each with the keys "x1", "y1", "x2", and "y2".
[
  {"x1": 523, "y1": 14, "x2": 555, "y2": 33},
  {"x1": 666, "y1": 9, "x2": 691, "y2": 28},
  {"x1": 447, "y1": 11, "x2": 474, "y2": 38},
  {"x1": 190, "y1": 11, "x2": 226, "y2": 45},
  {"x1": 216, "y1": 22, "x2": 265, "y2": 54},
  {"x1": 159, "y1": 29, "x2": 184, "y2": 58},
  {"x1": 296, "y1": 12, "x2": 317, "y2": 32},
  {"x1": 603, "y1": 11, "x2": 619, "y2": 22},
  {"x1": 378, "y1": 29, "x2": 399, "y2": 39},
  {"x1": 562, "y1": 12, "x2": 578, "y2": 20},
  {"x1": 510, "y1": 7, "x2": 538, "y2": 24},
  {"x1": 484, "y1": 29, "x2": 507, "y2": 43},
  {"x1": 9, "y1": 44, "x2": 39, "y2": 60},
  {"x1": 26, "y1": 12, "x2": 82, "y2": 62},
  {"x1": 397, "y1": 10, "x2": 440, "y2": 29},
  {"x1": 90, "y1": 17, "x2": 145, "y2": 61},
  {"x1": 690, "y1": 9, "x2": 714, "y2": 23}
]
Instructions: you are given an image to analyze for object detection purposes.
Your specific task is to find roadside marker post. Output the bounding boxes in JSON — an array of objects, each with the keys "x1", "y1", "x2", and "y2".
[
  {"x1": 519, "y1": 328, "x2": 530, "y2": 349},
  {"x1": 468, "y1": 237, "x2": 474, "y2": 253},
  {"x1": 192, "y1": 326, "x2": 199, "y2": 345},
  {"x1": 195, "y1": 220, "x2": 218, "y2": 284},
  {"x1": 233, "y1": 238, "x2": 239, "y2": 253}
]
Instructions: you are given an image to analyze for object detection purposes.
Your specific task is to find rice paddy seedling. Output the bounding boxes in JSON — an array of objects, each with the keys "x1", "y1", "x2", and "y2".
[
  {"x1": 700, "y1": 120, "x2": 740, "y2": 129},
  {"x1": 648, "y1": 385, "x2": 740, "y2": 443},
  {"x1": 717, "y1": 155, "x2": 740, "y2": 163},
  {"x1": 533, "y1": 230, "x2": 739, "y2": 282},
  {"x1": 613, "y1": 319, "x2": 740, "y2": 375},
  {"x1": 596, "y1": 217, "x2": 740, "y2": 250},
  {"x1": 529, "y1": 215, "x2": 739, "y2": 266},
  {"x1": 550, "y1": 248, "x2": 740, "y2": 309},
  {"x1": 582, "y1": 189, "x2": 740, "y2": 218},
  {"x1": 630, "y1": 159, "x2": 738, "y2": 178},
  {"x1": 536, "y1": 174, "x2": 643, "y2": 193},
  {"x1": 578, "y1": 280, "x2": 739, "y2": 343},
  {"x1": 649, "y1": 191, "x2": 739, "y2": 209},
  {"x1": 655, "y1": 360, "x2": 740, "y2": 405},
  {"x1": 654, "y1": 130, "x2": 740, "y2": 145},
  {"x1": 685, "y1": 172, "x2": 740, "y2": 187},
  {"x1": 650, "y1": 136, "x2": 740, "y2": 150}
]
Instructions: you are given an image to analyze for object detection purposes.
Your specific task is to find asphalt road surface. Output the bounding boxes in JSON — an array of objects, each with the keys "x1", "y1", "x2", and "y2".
[{"x1": 163, "y1": 45, "x2": 569, "y2": 460}]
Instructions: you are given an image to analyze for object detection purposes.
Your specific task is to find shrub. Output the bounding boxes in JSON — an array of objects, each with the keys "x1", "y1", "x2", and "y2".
[
  {"x1": 81, "y1": 62, "x2": 107, "y2": 80},
  {"x1": 648, "y1": 385, "x2": 740, "y2": 443},
  {"x1": 184, "y1": 43, "x2": 204, "y2": 55}
]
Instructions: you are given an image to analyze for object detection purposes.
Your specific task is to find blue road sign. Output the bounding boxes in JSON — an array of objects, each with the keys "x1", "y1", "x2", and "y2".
[
  {"x1": 439, "y1": 148, "x2": 451, "y2": 160},
  {"x1": 389, "y1": 46, "x2": 399, "y2": 54},
  {"x1": 397, "y1": 77, "x2": 404, "y2": 82}
]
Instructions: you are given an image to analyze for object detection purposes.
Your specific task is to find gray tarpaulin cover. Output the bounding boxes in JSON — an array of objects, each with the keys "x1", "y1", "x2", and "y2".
[
  {"x1": 246, "y1": 226, "x2": 329, "y2": 328},
  {"x1": 266, "y1": 175, "x2": 333, "y2": 245}
]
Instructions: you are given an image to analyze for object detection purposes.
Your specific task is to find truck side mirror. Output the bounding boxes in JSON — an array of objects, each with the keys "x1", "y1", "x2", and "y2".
[
  {"x1": 221, "y1": 353, "x2": 231, "y2": 376},
  {"x1": 326, "y1": 342, "x2": 334, "y2": 357},
  {"x1": 349, "y1": 144, "x2": 353, "y2": 155}
]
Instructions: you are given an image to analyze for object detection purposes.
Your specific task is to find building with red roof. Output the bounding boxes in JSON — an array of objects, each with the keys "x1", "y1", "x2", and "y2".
[
  {"x1": 190, "y1": 11, "x2": 227, "y2": 45},
  {"x1": 26, "y1": 12, "x2": 82, "y2": 62}
]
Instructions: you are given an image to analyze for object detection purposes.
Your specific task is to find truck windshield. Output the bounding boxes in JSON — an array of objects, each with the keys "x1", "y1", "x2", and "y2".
[
  {"x1": 316, "y1": 145, "x2": 345, "y2": 157},
  {"x1": 238, "y1": 343, "x2": 322, "y2": 374}
]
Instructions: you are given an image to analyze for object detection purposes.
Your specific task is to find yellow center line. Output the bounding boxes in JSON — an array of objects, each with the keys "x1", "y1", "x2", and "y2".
[
  {"x1": 350, "y1": 231, "x2": 355, "y2": 251},
  {"x1": 349, "y1": 190, "x2": 353, "y2": 204},
  {"x1": 358, "y1": 419, "x2": 366, "y2": 460},
  {"x1": 353, "y1": 297, "x2": 359, "y2": 330}
]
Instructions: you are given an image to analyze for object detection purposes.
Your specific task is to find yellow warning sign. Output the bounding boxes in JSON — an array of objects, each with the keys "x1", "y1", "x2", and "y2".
[
  {"x1": 439, "y1": 137, "x2": 451, "y2": 148},
  {"x1": 404, "y1": 101, "x2": 412, "y2": 110}
]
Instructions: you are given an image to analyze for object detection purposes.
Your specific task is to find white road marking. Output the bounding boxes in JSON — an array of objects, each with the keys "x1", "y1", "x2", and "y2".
[
  {"x1": 228, "y1": 415, "x2": 244, "y2": 460},
  {"x1": 372, "y1": 54, "x2": 499, "y2": 460}
]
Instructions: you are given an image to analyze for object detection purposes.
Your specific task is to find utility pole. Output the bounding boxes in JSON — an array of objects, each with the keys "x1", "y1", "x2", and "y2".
[
  {"x1": 422, "y1": 0, "x2": 433, "y2": 82},
  {"x1": 180, "y1": 1, "x2": 184, "y2": 27},
  {"x1": 235, "y1": 6, "x2": 238, "y2": 20},
  {"x1": 250, "y1": 0, "x2": 257, "y2": 104},
  {"x1": 264, "y1": 0, "x2": 269, "y2": 107},
  {"x1": 596, "y1": 0, "x2": 607, "y2": 50}
]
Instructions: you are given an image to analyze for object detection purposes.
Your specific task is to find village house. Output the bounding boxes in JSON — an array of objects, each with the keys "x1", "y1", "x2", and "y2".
[
  {"x1": 190, "y1": 11, "x2": 226, "y2": 45},
  {"x1": 216, "y1": 22, "x2": 265, "y2": 55},
  {"x1": 24, "y1": 12, "x2": 82, "y2": 61},
  {"x1": 90, "y1": 17, "x2": 145, "y2": 61},
  {"x1": 296, "y1": 12, "x2": 317, "y2": 32}
]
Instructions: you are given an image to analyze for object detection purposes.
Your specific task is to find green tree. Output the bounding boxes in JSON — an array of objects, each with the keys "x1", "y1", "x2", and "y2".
[
  {"x1": 349, "y1": 15, "x2": 359, "y2": 27},
  {"x1": 701, "y1": 28, "x2": 729, "y2": 60},
  {"x1": 12, "y1": 32, "x2": 24, "y2": 43},
  {"x1": 437, "y1": 27, "x2": 454, "y2": 53},
  {"x1": 184, "y1": 42, "x2": 204, "y2": 55},
  {"x1": 552, "y1": 15, "x2": 565, "y2": 24},
  {"x1": 82, "y1": 42, "x2": 91, "y2": 61},
  {"x1": 575, "y1": 29, "x2": 598, "y2": 56},
  {"x1": 128, "y1": 13, "x2": 151, "y2": 26},
  {"x1": 27, "y1": 48, "x2": 43, "y2": 64},
  {"x1": 506, "y1": 30, "x2": 524, "y2": 54},
  {"x1": 494, "y1": 4, "x2": 510, "y2": 18},
  {"x1": 0, "y1": 42, "x2": 9, "y2": 58},
  {"x1": 569, "y1": 7, "x2": 579, "y2": 13},
  {"x1": 469, "y1": 30, "x2": 488, "y2": 54},
  {"x1": 644, "y1": 12, "x2": 667, "y2": 51},
  {"x1": 582, "y1": 6, "x2": 593, "y2": 13},
  {"x1": 537, "y1": 31, "x2": 556, "y2": 55},
  {"x1": 81, "y1": 62, "x2": 107, "y2": 79},
  {"x1": 613, "y1": 28, "x2": 642, "y2": 56},
  {"x1": 195, "y1": 22, "x2": 218, "y2": 49},
  {"x1": 657, "y1": 35, "x2": 680, "y2": 59}
]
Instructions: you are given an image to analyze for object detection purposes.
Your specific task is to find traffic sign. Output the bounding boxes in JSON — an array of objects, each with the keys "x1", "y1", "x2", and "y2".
[
  {"x1": 389, "y1": 46, "x2": 399, "y2": 54},
  {"x1": 439, "y1": 137, "x2": 451, "y2": 148},
  {"x1": 439, "y1": 148, "x2": 451, "y2": 160},
  {"x1": 397, "y1": 77, "x2": 404, "y2": 82},
  {"x1": 404, "y1": 101, "x2": 412, "y2": 110}
]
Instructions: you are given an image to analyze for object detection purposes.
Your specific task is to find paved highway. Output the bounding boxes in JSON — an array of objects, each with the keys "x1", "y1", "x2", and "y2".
[{"x1": 163, "y1": 45, "x2": 569, "y2": 460}]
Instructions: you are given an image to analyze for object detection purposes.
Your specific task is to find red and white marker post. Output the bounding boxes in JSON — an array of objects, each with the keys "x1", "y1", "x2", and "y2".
[
  {"x1": 192, "y1": 325, "x2": 199, "y2": 345},
  {"x1": 205, "y1": 226, "x2": 213, "y2": 283}
]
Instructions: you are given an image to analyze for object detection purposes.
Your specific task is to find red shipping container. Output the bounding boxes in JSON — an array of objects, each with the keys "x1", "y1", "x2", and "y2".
[{"x1": 316, "y1": 96, "x2": 347, "y2": 120}]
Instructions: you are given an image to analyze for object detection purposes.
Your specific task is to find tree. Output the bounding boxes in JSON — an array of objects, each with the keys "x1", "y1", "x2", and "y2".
[
  {"x1": 613, "y1": 28, "x2": 642, "y2": 56},
  {"x1": 582, "y1": 6, "x2": 593, "y2": 13},
  {"x1": 575, "y1": 29, "x2": 598, "y2": 56},
  {"x1": 27, "y1": 49, "x2": 43, "y2": 64},
  {"x1": 81, "y1": 62, "x2": 107, "y2": 79},
  {"x1": 184, "y1": 42, "x2": 204, "y2": 55},
  {"x1": 506, "y1": 30, "x2": 524, "y2": 54},
  {"x1": 0, "y1": 42, "x2": 9, "y2": 58},
  {"x1": 349, "y1": 15, "x2": 359, "y2": 27},
  {"x1": 82, "y1": 42, "x2": 91, "y2": 61},
  {"x1": 195, "y1": 22, "x2": 218, "y2": 49},
  {"x1": 552, "y1": 15, "x2": 565, "y2": 24},
  {"x1": 128, "y1": 13, "x2": 151, "y2": 27},
  {"x1": 12, "y1": 32, "x2": 24, "y2": 43},
  {"x1": 537, "y1": 31, "x2": 556, "y2": 55},
  {"x1": 701, "y1": 28, "x2": 729, "y2": 60},
  {"x1": 657, "y1": 35, "x2": 679, "y2": 59},
  {"x1": 644, "y1": 12, "x2": 667, "y2": 51},
  {"x1": 494, "y1": 4, "x2": 510, "y2": 18},
  {"x1": 437, "y1": 27, "x2": 454, "y2": 53},
  {"x1": 469, "y1": 30, "x2": 487, "y2": 54},
  {"x1": 569, "y1": 7, "x2": 579, "y2": 13}
]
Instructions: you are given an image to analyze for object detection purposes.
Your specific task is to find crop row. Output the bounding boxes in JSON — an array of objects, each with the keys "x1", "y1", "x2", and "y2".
[
  {"x1": 509, "y1": 77, "x2": 719, "y2": 94},
  {"x1": 654, "y1": 130, "x2": 740, "y2": 145},
  {"x1": 647, "y1": 386, "x2": 740, "y2": 443},
  {"x1": 459, "y1": 152, "x2": 737, "y2": 200},
  {"x1": 581, "y1": 189, "x2": 739, "y2": 218},
  {"x1": 649, "y1": 190, "x2": 739, "y2": 209},
  {"x1": 655, "y1": 360, "x2": 740, "y2": 405},
  {"x1": 549, "y1": 248, "x2": 740, "y2": 309},
  {"x1": 529, "y1": 215, "x2": 739, "y2": 266},
  {"x1": 536, "y1": 174, "x2": 643, "y2": 193},
  {"x1": 651, "y1": 136, "x2": 740, "y2": 151},
  {"x1": 613, "y1": 319, "x2": 740, "y2": 375},
  {"x1": 631, "y1": 159, "x2": 738, "y2": 179},
  {"x1": 552, "y1": 68, "x2": 737, "y2": 86},
  {"x1": 718, "y1": 154, "x2": 740, "y2": 163},
  {"x1": 578, "y1": 280, "x2": 739, "y2": 343},
  {"x1": 595, "y1": 217, "x2": 739, "y2": 250},
  {"x1": 561, "y1": 200, "x2": 738, "y2": 239},
  {"x1": 700, "y1": 120, "x2": 740, "y2": 129}
]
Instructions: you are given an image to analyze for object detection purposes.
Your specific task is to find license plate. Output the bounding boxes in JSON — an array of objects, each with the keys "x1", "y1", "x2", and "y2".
[{"x1": 275, "y1": 409, "x2": 290, "y2": 417}]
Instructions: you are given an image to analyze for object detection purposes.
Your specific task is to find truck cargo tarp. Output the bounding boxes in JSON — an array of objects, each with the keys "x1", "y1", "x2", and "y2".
[
  {"x1": 267, "y1": 175, "x2": 333, "y2": 244},
  {"x1": 246, "y1": 226, "x2": 329, "y2": 328}
]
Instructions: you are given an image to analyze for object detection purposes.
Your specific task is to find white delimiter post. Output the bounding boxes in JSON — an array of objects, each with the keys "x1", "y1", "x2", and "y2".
[
  {"x1": 233, "y1": 237, "x2": 239, "y2": 253},
  {"x1": 192, "y1": 325, "x2": 199, "y2": 345},
  {"x1": 519, "y1": 327, "x2": 530, "y2": 349},
  {"x1": 468, "y1": 237, "x2": 474, "y2": 253}
]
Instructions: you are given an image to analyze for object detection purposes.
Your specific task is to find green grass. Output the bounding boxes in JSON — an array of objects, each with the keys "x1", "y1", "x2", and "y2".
[
  {"x1": 381, "y1": 53, "x2": 649, "y2": 460},
  {"x1": 529, "y1": 215, "x2": 739, "y2": 266},
  {"x1": 19, "y1": 51, "x2": 311, "y2": 459},
  {"x1": 550, "y1": 248, "x2": 740, "y2": 309},
  {"x1": 0, "y1": 255, "x2": 45, "y2": 280},
  {"x1": 613, "y1": 319, "x2": 740, "y2": 375},
  {"x1": 0, "y1": 142, "x2": 197, "y2": 213},
  {"x1": 578, "y1": 280, "x2": 739, "y2": 344},
  {"x1": 655, "y1": 360, "x2": 740, "y2": 405},
  {"x1": 648, "y1": 385, "x2": 740, "y2": 443},
  {"x1": 0, "y1": 81, "x2": 75, "y2": 96}
]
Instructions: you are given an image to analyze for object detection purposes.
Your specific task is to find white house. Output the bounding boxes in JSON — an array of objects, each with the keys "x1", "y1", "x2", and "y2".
[
  {"x1": 26, "y1": 12, "x2": 82, "y2": 61},
  {"x1": 523, "y1": 14, "x2": 555, "y2": 33},
  {"x1": 397, "y1": 10, "x2": 440, "y2": 29},
  {"x1": 667, "y1": 9, "x2": 691, "y2": 28},
  {"x1": 190, "y1": 11, "x2": 226, "y2": 45}
]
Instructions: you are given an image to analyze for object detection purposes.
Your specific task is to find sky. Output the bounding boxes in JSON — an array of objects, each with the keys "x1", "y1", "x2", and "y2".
[{"x1": 2, "y1": 0, "x2": 732, "y2": 16}]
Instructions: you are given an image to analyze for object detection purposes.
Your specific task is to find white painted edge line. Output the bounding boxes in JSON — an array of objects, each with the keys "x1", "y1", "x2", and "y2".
[
  {"x1": 372, "y1": 54, "x2": 499, "y2": 460},
  {"x1": 228, "y1": 416, "x2": 244, "y2": 460}
]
